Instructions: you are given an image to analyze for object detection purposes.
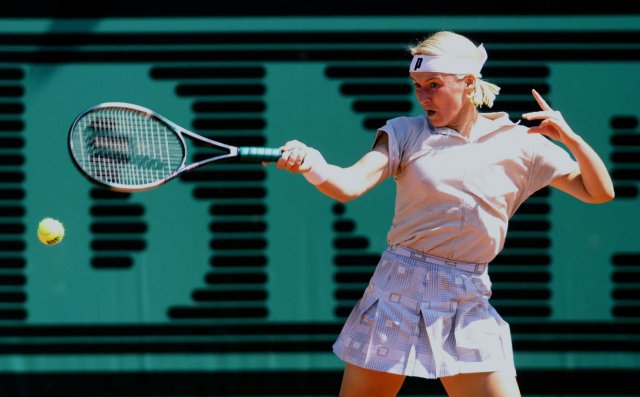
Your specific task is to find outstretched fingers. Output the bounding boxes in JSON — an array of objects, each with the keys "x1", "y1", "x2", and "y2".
[
  {"x1": 522, "y1": 90, "x2": 557, "y2": 121},
  {"x1": 531, "y1": 88, "x2": 552, "y2": 111}
]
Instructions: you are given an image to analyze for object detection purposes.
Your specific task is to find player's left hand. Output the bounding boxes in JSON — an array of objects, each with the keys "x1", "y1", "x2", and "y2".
[{"x1": 522, "y1": 89, "x2": 580, "y2": 145}]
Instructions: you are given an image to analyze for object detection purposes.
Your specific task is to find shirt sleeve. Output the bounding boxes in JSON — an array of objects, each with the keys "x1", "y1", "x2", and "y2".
[
  {"x1": 374, "y1": 119, "x2": 402, "y2": 178},
  {"x1": 526, "y1": 134, "x2": 579, "y2": 196}
]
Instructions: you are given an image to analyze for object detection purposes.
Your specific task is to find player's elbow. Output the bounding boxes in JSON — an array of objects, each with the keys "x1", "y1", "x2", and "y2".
[
  {"x1": 586, "y1": 188, "x2": 615, "y2": 204},
  {"x1": 327, "y1": 189, "x2": 363, "y2": 203},
  {"x1": 318, "y1": 175, "x2": 370, "y2": 203},
  {"x1": 593, "y1": 190, "x2": 615, "y2": 204},
  {"x1": 334, "y1": 193, "x2": 359, "y2": 203},
  {"x1": 602, "y1": 189, "x2": 616, "y2": 203}
]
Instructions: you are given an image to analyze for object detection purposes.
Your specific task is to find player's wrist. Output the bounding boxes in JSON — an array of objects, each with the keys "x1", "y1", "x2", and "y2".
[
  {"x1": 303, "y1": 164, "x2": 329, "y2": 185},
  {"x1": 302, "y1": 149, "x2": 329, "y2": 185},
  {"x1": 563, "y1": 132, "x2": 583, "y2": 146}
]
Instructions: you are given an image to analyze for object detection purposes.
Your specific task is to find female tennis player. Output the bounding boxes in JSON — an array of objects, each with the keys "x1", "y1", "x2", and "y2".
[{"x1": 272, "y1": 31, "x2": 614, "y2": 397}]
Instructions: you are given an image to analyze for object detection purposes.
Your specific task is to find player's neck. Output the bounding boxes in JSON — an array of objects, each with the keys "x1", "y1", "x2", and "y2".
[{"x1": 454, "y1": 106, "x2": 478, "y2": 138}]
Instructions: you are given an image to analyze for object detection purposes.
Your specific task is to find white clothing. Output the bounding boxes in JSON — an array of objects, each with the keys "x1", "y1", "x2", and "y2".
[{"x1": 376, "y1": 113, "x2": 578, "y2": 264}]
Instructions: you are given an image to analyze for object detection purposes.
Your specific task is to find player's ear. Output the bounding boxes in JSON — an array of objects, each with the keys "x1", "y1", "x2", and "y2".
[
  {"x1": 464, "y1": 75, "x2": 476, "y2": 95},
  {"x1": 465, "y1": 75, "x2": 475, "y2": 88}
]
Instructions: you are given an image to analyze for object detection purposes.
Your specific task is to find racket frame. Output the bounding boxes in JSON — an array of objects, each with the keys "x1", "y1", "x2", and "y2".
[{"x1": 68, "y1": 102, "x2": 247, "y2": 192}]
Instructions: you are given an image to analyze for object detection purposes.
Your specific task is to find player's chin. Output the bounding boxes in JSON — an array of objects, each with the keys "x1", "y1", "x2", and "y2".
[{"x1": 425, "y1": 111, "x2": 444, "y2": 127}]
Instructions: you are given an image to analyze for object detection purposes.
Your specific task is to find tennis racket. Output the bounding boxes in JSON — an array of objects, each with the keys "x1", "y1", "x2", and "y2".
[{"x1": 68, "y1": 102, "x2": 282, "y2": 192}]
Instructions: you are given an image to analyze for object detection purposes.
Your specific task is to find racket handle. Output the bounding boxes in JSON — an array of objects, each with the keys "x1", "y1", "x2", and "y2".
[{"x1": 238, "y1": 147, "x2": 283, "y2": 162}]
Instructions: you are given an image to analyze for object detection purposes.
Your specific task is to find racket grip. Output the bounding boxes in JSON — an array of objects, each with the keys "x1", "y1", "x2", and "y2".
[{"x1": 238, "y1": 147, "x2": 283, "y2": 162}]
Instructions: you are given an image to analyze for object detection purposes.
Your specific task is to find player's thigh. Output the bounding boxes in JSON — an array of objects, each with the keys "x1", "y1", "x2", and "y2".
[
  {"x1": 440, "y1": 371, "x2": 521, "y2": 397},
  {"x1": 339, "y1": 362, "x2": 406, "y2": 397}
]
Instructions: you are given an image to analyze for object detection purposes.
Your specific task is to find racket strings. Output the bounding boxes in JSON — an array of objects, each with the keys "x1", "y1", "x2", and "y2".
[{"x1": 71, "y1": 107, "x2": 184, "y2": 187}]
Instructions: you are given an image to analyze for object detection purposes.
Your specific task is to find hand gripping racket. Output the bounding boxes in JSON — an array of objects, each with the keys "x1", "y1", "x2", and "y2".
[{"x1": 68, "y1": 102, "x2": 282, "y2": 192}]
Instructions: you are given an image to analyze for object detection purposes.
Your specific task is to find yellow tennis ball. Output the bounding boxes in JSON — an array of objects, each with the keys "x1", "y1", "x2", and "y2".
[{"x1": 37, "y1": 218, "x2": 65, "y2": 246}]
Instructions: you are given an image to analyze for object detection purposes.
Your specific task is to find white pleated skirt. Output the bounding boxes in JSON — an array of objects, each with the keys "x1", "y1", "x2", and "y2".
[{"x1": 333, "y1": 245, "x2": 516, "y2": 379}]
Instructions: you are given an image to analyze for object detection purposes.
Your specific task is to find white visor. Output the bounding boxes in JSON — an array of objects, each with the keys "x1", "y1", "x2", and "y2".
[{"x1": 410, "y1": 44, "x2": 487, "y2": 77}]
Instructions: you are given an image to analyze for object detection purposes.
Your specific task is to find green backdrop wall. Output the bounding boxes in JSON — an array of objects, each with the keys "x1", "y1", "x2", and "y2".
[{"x1": 0, "y1": 8, "x2": 638, "y2": 396}]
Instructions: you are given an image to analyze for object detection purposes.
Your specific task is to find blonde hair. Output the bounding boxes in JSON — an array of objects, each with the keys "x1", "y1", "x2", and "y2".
[{"x1": 409, "y1": 31, "x2": 500, "y2": 108}]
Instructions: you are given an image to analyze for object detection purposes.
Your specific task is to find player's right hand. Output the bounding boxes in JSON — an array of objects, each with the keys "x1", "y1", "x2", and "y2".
[{"x1": 277, "y1": 140, "x2": 314, "y2": 173}]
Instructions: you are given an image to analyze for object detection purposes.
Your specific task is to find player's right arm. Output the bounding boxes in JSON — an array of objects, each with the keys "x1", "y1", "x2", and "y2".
[{"x1": 276, "y1": 134, "x2": 390, "y2": 203}]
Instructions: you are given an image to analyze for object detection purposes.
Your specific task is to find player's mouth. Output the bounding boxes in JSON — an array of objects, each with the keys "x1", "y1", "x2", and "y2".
[{"x1": 425, "y1": 109, "x2": 436, "y2": 117}]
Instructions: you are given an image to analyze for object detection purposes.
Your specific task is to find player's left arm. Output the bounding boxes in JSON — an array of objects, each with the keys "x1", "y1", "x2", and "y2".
[{"x1": 522, "y1": 89, "x2": 615, "y2": 204}]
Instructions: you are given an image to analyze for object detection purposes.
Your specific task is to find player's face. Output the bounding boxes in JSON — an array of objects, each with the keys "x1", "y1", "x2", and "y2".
[{"x1": 410, "y1": 72, "x2": 473, "y2": 130}]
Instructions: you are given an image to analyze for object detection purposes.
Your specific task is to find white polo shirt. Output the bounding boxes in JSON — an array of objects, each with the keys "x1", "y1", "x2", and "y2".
[{"x1": 377, "y1": 113, "x2": 578, "y2": 264}]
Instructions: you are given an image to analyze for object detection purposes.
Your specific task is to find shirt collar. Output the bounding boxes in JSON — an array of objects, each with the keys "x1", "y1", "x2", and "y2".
[
  {"x1": 479, "y1": 112, "x2": 517, "y2": 127},
  {"x1": 426, "y1": 112, "x2": 517, "y2": 137}
]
